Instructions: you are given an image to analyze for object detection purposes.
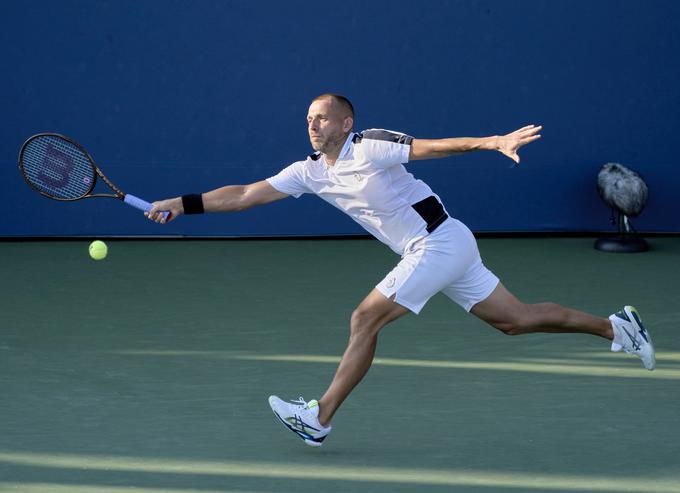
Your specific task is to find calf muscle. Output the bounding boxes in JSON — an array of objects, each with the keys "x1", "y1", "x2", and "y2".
[{"x1": 471, "y1": 283, "x2": 613, "y2": 339}]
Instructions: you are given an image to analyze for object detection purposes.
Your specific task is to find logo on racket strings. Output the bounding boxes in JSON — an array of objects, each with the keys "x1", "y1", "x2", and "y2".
[{"x1": 38, "y1": 144, "x2": 74, "y2": 189}]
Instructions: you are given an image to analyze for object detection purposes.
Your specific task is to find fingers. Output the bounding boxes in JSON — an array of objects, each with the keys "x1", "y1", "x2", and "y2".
[
  {"x1": 513, "y1": 125, "x2": 542, "y2": 148},
  {"x1": 144, "y1": 202, "x2": 171, "y2": 224},
  {"x1": 503, "y1": 150, "x2": 520, "y2": 164},
  {"x1": 527, "y1": 133, "x2": 542, "y2": 141},
  {"x1": 499, "y1": 146, "x2": 521, "y2": 165},
  {"x1": 499, "y1": 124, "x2": 542, "y2": 167},
  {"x1": 519, "y1": 133, "x2": 542, "y2": 146},
  {"x1": 516, "y1": 124, "x2": 542, "y2": 135}
]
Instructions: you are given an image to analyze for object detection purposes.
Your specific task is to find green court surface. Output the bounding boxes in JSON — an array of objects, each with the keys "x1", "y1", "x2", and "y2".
[{"x1": 1, "y1": 237, "x2": 679, "y2": 493}]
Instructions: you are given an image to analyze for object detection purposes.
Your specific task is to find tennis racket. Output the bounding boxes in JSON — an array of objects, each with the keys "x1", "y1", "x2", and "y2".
[{"x1": 19, "y1": 133, "x2": 167, "y2": 219}]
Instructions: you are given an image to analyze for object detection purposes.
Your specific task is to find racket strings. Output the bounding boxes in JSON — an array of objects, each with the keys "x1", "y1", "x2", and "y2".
[{"x1": 21, "y1": 136, "x2": 96, "y2": 200}]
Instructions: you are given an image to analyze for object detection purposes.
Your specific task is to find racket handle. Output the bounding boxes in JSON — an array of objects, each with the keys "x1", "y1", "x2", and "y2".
[{"x1": 124, "y1": 194, "x2": 170, "y2": 221}]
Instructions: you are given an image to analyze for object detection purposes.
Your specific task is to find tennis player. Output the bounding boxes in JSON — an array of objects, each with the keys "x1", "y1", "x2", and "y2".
[{"x1": 146, "y1": 94, "x2": 655, "y2": 447}]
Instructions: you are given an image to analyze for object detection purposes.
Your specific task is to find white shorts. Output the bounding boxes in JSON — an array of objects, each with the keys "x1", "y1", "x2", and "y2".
[{"x1": 375, "y1": 218, "x2": 499, "y2": 314}]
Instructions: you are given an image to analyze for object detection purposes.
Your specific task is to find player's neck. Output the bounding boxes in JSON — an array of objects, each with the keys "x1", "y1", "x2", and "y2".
[
  {"x1": 323, "y1": 133, "x2": 351, "y2": 166},
  {"x1": 324, "y1": 150, "x2": 340, "y2": 166}
]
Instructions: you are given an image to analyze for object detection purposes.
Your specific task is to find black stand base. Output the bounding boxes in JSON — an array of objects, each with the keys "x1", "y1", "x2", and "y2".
[{"x1": 594, "y1": 236, "x2": 649, "y2": 253}]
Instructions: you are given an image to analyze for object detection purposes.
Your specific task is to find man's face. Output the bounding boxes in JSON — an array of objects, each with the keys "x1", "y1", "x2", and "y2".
[{"x1": 307, "y1": 98, "x2": 353, "y2": 153}]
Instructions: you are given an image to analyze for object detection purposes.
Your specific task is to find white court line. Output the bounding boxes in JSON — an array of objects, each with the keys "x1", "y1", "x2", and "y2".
[
  {"x1": 108, "y1": 351, "x2": 679, "y2": 379},
  {"x1": 233, "y1": 354, "x2": 680, "y2": 380},
  {"x1": 0, "y1": 452, "x2": 678, "y2": 493},
  {"x1": 0, "y1": 484, "x2": 268, "y2": 493},
  {"x1": 579, "y1": 351, "x2": 680, "y2": 362}
]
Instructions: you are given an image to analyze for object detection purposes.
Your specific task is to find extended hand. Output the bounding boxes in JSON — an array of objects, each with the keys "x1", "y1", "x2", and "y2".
[
  {"x1": 497, "y1": 125, "x2": 542, "y2": 165},
  {"x1": 145, "y1": 197, "x2": 183, "y2": 224}
]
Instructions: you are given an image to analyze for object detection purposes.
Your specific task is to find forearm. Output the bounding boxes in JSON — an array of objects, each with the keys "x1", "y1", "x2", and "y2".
[
  {"x1": 425, "y1": 136, "x2": 499, "y2": 158},
  {"x1": 410, "y1": 136, "x2": 500, "y2": 161},
  {"x1": 157, "y1": 185, "x2": 248, "y2": 217},
  {"x1": 147, "y1": 180, "x2": 286, "y2": 224},
  {"x1": 201, "y1": 185, "x2": 249, "y2": 212}
]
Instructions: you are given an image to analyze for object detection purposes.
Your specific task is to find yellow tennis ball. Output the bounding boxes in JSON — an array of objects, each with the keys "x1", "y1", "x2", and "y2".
[{"x1": 89, "y1": 240, "x2": 108, "y2": 260}]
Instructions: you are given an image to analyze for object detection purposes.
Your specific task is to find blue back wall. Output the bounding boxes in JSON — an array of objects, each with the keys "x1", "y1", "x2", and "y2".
[{"x1": 2, "y1": 0, "x2": 679, "y2": 236}]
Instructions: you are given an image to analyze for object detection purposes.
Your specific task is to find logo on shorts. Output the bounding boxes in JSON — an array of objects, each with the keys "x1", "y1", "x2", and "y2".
[
  {"x1": 386, "y1": 277, "x2": 396, "y2": 288},
  {"x1": 354, "y1": 172, "x2": 363, "y2": 182}
]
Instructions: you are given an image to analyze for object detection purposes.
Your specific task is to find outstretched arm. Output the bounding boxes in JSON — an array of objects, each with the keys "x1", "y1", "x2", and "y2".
[
  {"x1": 409, "y1": 124, "x2": 542, "y2": 165},
  {"x1": 145, "y1": 180, "x2": 289, "y2": 223}
]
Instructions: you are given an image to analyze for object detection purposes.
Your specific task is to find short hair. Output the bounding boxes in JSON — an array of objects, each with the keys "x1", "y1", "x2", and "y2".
[{"x1": 312, "y1": 93, "x2": 355, "y2": 119}]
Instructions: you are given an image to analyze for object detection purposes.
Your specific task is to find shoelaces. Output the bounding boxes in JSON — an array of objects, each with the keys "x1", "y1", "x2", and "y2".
[{"x1": 290, "y1": 396, "x2": 309, "y2": 408}]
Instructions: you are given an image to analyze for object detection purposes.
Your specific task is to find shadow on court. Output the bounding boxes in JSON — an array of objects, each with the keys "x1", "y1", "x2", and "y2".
[{"x1": 1, "y1": 238, "x2": 679, "y2": 493}]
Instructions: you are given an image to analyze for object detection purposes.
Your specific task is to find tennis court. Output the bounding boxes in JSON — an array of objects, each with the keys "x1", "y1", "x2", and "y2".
[{"x1": 1, "y1": 237, "x2": 678, "y2": 493}]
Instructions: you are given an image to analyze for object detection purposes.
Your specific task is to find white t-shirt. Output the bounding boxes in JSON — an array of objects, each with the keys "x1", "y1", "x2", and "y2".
[{"x1": 266, "y1": 129, "x2": 442, "y2": 255}]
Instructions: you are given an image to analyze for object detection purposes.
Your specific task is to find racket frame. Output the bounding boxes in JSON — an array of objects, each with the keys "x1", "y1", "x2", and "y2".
[
  {"x1": 19, "y1": 132, "x2": 168, "y2": 220},
  {"x1": 19, "y1": 132, "x2": 125, "y2": 202}
]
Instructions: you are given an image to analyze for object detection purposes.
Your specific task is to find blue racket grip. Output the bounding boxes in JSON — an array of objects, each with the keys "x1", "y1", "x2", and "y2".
[{"x1": 124, "y1": 194, "x2": 170, "y2": 221}]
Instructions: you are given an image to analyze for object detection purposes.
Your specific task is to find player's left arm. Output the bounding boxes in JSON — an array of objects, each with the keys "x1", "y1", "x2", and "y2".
[{"x1": 409, "y1": 124, "x2": 542, "y2": 165}]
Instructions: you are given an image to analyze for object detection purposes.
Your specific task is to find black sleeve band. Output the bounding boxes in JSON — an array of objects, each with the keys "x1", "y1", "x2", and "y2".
[
  {"x1": 181, "y1": 194, "x2": 205, "y2": 215},
  {"x1": 360, "y1": 129, "x2": 414, "y2": 145}
]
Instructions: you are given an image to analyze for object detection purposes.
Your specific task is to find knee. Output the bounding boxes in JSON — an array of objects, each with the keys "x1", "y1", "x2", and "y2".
[
  {"x1": 350, "y1": 307, "x2": 381, "y2": 340},
  {"x1": 492, "y1": 304, "x2": 533, "y2": 336},
  {"x1": 494, "y1": 319, "x2": 523, "y2": 336},
  {"x1": 492, "y1": 302, "x2": 562, "y2": 335}
]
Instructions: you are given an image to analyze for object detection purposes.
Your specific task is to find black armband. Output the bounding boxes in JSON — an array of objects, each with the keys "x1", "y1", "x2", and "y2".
[{"x1": 181, "y1": 194, "x2": 205, "y2": 215}]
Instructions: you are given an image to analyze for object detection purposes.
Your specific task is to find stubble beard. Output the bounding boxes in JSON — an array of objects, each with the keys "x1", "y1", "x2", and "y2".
[{"x1": 312, "y1": 131, "x2": 346, "y2": 155}]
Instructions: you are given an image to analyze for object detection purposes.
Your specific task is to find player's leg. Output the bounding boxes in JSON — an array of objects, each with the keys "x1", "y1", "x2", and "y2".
[
  {"x1": 268, "y1": 227, "x2": 465, "y2": 445},
  {"x1": 314, "y1": 225, "x2": 480, "y2": 426},
  {"x1": 314, "y1": 232, "x2": 472, "y2": 427},
  {"x1": 268, "y1": 289, "x2": 409, "y2": 446},
  {"x1": 469, "y1": 282, "x2": 655, "y2": 370},
  {"x1": 469, "y1": 282, "x2": 613, "y2": 338},
  {"x1": 317, "y1": 289, "x2": 410, "y2": 426},
  {"x1": 440, "y1": 219, "x2": 654, "y2": 370}
]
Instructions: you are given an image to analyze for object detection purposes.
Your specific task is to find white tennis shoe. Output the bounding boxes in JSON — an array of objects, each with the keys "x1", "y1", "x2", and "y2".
[
  {"x1": 268, "y1": 396, "x2": 331, "y2": 447},
  {"x1": 609, "y1": 306, "x2": 655, "y2": 370}
]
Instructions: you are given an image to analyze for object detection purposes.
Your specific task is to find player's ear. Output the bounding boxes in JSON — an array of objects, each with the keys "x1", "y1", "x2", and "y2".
[{"x1": 343, "y1": 116, "x2": 354, "y2": 133}]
